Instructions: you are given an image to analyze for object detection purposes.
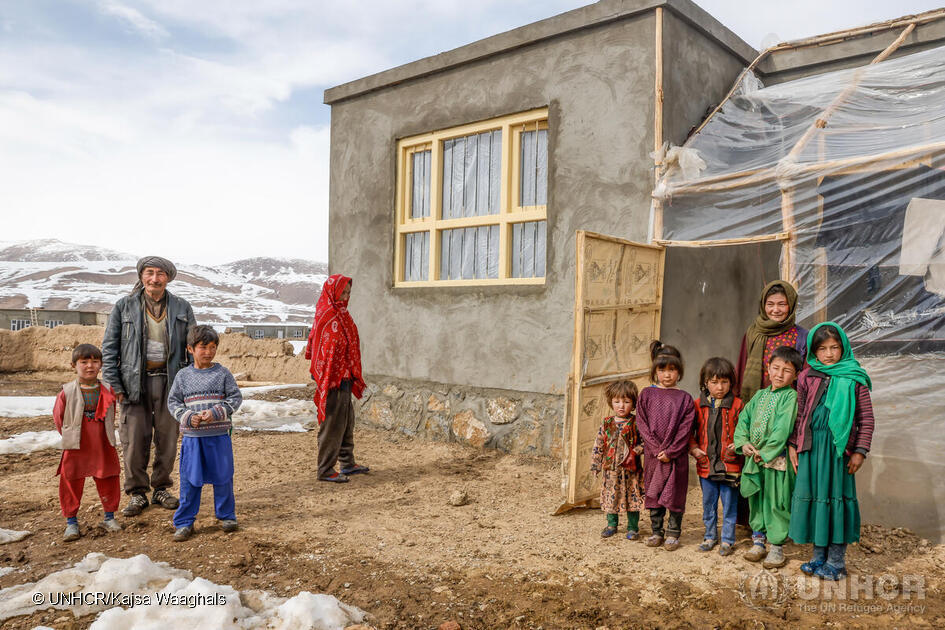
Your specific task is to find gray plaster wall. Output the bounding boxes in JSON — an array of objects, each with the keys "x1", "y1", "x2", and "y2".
[
  {"x1": 659, "y1": 242, "x2": 782, "y2": 394},
  {"x1": 329, "y1": 12, "x2": 663, "y2": 396},
  {"x1": 661, "y1": 10, "x2": 748, "y2": 146}
]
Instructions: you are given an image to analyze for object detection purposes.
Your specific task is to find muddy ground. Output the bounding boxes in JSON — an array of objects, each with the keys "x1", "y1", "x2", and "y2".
[{"x1": 1, "y1": 375, "x2": 943, "y2": 629}]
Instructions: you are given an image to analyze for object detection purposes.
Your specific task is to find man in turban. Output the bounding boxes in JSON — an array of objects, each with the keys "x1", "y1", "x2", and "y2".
[{"x1": 102, "y1": 256, "x2": 196, "y2": 516}]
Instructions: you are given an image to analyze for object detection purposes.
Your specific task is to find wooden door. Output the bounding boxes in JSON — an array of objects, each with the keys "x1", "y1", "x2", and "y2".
[{"x1": 562, "y1": 231, "x2": 665, "y2": 508}]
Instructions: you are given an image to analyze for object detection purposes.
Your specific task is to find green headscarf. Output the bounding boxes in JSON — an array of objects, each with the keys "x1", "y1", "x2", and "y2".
[
  {"x1": 741, "y1": 280, "x2": 800, "y2": 402},
  {"x1": 806, "y1": 322, "x2": 872, "y2": 458}
]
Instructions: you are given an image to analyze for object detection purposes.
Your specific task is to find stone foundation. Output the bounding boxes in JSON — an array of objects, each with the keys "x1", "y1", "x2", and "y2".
[{"x1": 356, "y1": 375, "x2": 565, "y2": 457}]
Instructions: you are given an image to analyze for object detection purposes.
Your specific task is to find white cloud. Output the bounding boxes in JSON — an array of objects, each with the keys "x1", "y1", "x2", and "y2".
[{"x1": 100, "y1": 1, "x2": 169, "y2": 40}]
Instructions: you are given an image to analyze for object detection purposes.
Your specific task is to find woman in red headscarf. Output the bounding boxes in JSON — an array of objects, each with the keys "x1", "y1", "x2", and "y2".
[{"x1": 305, "y1": 275, "x2": 367, "y2": 482}]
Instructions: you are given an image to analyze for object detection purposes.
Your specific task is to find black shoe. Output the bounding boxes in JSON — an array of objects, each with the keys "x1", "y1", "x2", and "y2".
[
  {"x1": 121, "y1": 493, "x2": 149, "y2": 517},
  {"x1": 152, "y1": 489, "x2": 180, "y2": 509}
]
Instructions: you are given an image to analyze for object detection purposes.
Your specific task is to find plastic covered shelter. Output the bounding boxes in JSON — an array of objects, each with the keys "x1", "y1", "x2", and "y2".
[{"x1": 653, "y1": 14, "x2": 945, "y2": 541}]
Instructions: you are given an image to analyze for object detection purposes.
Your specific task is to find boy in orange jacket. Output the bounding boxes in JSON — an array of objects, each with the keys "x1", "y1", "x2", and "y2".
[{"x1": 689, "y1": 357, "x2": 744, "y2": 556}]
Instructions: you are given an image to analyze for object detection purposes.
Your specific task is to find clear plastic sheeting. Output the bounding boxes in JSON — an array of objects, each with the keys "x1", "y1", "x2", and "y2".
[
  {"x1": 410, "y1": 150, "x2": 431, "y2": 218},
  {"x1": 439, "y1": 226, "x2": 499, "y2": 280},
  {"x1": 653, "y1": 42, "x2": 945, "y2": 540},
  {"x1": 511, "y1": 220, "x2": 547, "y2": 278},
  {"x1": 442, "y1": 130, "x2": 501, "y2": 219},
  {"x1": 403, "y1": 232, "x2": 429, "y2": 281},
  {"x1": 520, "y1": 128, "x2": 548, "y2": 206}
]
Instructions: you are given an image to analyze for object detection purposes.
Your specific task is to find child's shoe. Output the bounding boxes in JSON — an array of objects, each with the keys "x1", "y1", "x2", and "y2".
[
  {"x1": 220, "y1": 519, "x2": 239, "y2": 533},
  {"x1": 625, "y1": 530, "x2": 639, "y2": 541},
  {"x1": 173, "y1": 525, "x2": 194, "y2": 542},
  {"x1": 800, "y1": 559, "x2": 826, "y2": 576},
  {"x1": 63, "y1": 523, "x2": 81, "y2": 542},
  {"x1": 645, "y1": 535, "x2": 664, "y2": 547},
  {"x1": 814, "y1": 563, "x2": 847, "y2": 581},
  {"x1": 663, "y1": 537, "x2": 680, "y2": 551},
  {"x1": 600, "y1": 526, "x2": 617, "y2": 538},
  {"x1": 698, "y1": 538, "x2": 718, "y2": 552},
  {"x1": 719, "y1": 542, "x2": 734, "y2": 556},
  {"x1": 744, "y1": 542, "x2": 767, "y2": 562},
  {"x1": 102, "y1": 518, "x2": 122, "y2": 533},
  {"x1": 762, "y1": 545, "x2": 786, "y2": 568}
]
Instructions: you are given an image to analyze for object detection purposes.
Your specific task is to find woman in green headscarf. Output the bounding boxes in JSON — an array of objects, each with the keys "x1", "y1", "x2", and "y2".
[
  {"x1": 736, "y1": 281, "x2": 808, "y2": 404},
  {"x1": 787, "y1": 322, "x2": 875, "y2": 581}
]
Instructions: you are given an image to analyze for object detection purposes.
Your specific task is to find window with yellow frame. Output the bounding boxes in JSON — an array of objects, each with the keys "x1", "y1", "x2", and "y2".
[{"x1": 394, "y1": 108, "x2": 548, "y2": 287}]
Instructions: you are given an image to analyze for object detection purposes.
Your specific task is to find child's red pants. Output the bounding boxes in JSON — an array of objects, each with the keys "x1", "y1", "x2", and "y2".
[{"x1": 59, "y1": 475, "x2": 121, "y2": 518}]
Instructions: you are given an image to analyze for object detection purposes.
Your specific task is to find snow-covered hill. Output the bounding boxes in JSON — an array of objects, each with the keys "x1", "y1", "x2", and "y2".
[{"x1": 0, "y1": 240, "x2": 326, "y2": 324}]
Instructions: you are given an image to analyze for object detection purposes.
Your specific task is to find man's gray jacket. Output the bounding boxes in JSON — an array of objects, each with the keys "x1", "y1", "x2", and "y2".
[{"x1": 101, "y1": 289, "x2": 196, "y2": 404}]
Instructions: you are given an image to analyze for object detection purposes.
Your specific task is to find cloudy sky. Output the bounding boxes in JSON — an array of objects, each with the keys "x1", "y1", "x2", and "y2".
[{"x1": 2, "y1": 0, "x2": 940, "y2": 265}]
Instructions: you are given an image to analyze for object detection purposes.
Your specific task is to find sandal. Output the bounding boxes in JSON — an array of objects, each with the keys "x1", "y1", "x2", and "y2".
[
  {"x1": 626, "y1": 530, "x2": 639, "y2": 541},
  {"x1": 645, "y1": 535, "x2": 664, "y2": 547},
  {"x1": 601, "y1": 526, "x2": 617, "y2": 538},
  {"x1": 340, "y1": 464, "x2": 370, "y2": 475},
  {"x1": 663, "y1": 537, "x2": 680, "y2": 551},
  {"x1": 698, "y1": 538, "x2": 718, "y2": 552},
  {"x1": 719, "y1": 542, "x2": 734, "y2": 557}
]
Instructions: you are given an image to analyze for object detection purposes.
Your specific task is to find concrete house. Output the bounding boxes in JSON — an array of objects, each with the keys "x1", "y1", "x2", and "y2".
[
  {"x1": 324, "y1": 0, "x2": 945, "y2": 532},
  {"x1": 1, "y1": 308, "x2": 108, "y2": 331},
  {"x1": 323, "y1": 0, "x2": 754, "y2": 457}
]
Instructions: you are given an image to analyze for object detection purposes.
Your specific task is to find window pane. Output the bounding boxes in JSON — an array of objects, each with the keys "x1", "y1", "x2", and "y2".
[
  {"x1": 411, "y1": 150, "x2": 431, "y2": 218},
  {"x1": 520, "y1": 129, "x2": 548, "y2": 207},
  {"x1": 442, "y1": 139, "x2": 454, "y2": 219},
  {"x1": 511, "y1": 220, "x2": 547, "y2": 278},
  {"x1": 441, "y1": 130, "x2": 501, "y2": 220},
  {"x1": 440, "y1": 227, "x2": 498, "y2": 279},
  {"x1": 404, "y1": 232, "x2": 429, "y2": 281},
  {"x1": 487, "y1": 225, "x2": 499, "y2": 279}
]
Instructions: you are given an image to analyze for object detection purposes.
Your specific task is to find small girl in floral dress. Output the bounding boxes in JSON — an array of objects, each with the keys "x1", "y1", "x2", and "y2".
[{"x1": 591, "y1": 380, "x2": 644, "y2": 540}]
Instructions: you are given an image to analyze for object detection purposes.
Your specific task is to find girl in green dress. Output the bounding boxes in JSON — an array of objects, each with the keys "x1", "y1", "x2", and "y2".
[{"x1": 788, "y1": 323, "x2": 875, "y2": 581}]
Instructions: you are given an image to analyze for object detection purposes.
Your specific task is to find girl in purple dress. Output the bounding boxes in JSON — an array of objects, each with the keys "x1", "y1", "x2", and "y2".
[{"x1": 635, "y1": 341, "x2": 697, "y2": 551}]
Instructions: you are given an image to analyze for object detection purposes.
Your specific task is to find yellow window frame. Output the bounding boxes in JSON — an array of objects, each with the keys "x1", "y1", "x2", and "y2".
[{"x1": 394, "y1": 108, "x2": 549, "y2": 287}]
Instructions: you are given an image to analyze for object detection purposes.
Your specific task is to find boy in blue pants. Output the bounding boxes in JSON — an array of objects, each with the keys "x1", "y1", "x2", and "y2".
[{"x1": 167, "y1": 325, "x2": 242, "y2": 541}]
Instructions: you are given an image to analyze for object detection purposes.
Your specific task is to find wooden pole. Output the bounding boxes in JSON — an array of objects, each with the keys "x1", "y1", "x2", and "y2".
[
  {"x1": 652, "y1": 7, "x2": 665, "y2": 240},
  {"x1": 780, "y1": 189, "x2": 796, "y2": 283},
  {"x1": 767, "y1": 9, "x2": 941, "y2": 53},
  {"x1": 659, "y1": 139, "x2": 945, "y2": 198},
  {"x1": 785, "y1": 23, "x2": 916, "y2": 164}
]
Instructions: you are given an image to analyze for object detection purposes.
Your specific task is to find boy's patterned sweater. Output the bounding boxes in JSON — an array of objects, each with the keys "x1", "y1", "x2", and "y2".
[{"x1": 167, "y1": 363, "x2": 242, "y2": 437}]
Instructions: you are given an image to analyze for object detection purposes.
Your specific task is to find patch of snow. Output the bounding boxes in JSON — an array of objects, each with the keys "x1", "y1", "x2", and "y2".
[
  {"x1": 0, "y1": 567, "x2": 15, "y2": 577},
  {"x1": 232, "y1": 400, "x2": 313, "y2": 432},
  {"x1": 0, "y1": 529, "x2": 30, "y2": 544},
  {"x1": 0, "y1": 553, "x2": 364, "y2": 629},
  {"x1": 240, "y1": 384, "x2": 306, "y2": 396},
  {"x1": 289, "y1": 340, "x2": 307, "y2": 355},
  {"x1": 0, "y1": 396, "x2": 57, "y2": 418},
  {"x1": 0, "y1": 431, "x2": 61, "y2": 454}
]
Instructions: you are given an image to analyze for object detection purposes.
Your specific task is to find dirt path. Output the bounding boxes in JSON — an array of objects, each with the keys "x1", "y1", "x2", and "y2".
[{"x1": 1, "y1": 379, "x2": 943, "y2": 629}]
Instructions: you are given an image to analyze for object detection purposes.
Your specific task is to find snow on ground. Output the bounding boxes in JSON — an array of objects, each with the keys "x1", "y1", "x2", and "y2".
[
  {"x1": 232, "y1": 399, "x2": 314, "y2": 433},
  {"x1": 0, "y1": 553, "x2": 364, "y2": 629},
  {"x1": 240, "y1": 384, "x2": 306, "y2": 396},
  {"x1": 0, "y1": 431, "x2": 61, "y2": 455},
  {"x1": 0, "y1": 567, "x2": 13, "y2": 577},
  {"x1": 0, "y1": 528, "x2": 30, "y2": 544},
  {"x1": 289, "y1": 340, "x2": 307, "y2": 355},
  {"x1": 0, "y1": 396, "x2": 57, "y2": 418}
]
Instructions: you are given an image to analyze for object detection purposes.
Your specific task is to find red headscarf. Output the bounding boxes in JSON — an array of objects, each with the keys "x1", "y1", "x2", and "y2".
[{"x1": 305, "y1": 275, "x2": 365, "y2": 423}]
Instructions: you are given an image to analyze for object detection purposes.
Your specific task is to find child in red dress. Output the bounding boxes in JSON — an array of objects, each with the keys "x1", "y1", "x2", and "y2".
[{"x1": 52, "y1": 344, "x2": 122, "y2": 541}]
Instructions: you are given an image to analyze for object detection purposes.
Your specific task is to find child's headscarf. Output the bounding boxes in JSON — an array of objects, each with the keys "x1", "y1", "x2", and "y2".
[
  {"x1": 806, "y1": 322, "x2": 872, "y2": 458},
  {"x1": 741, "y1": 280, "x2": 800, "y2": 402}
]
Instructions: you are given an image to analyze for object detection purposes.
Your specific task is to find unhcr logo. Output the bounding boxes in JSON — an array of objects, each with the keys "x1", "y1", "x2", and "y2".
[{"x1": 738, "y1": 569, "x2": 789, "y2": 611}]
